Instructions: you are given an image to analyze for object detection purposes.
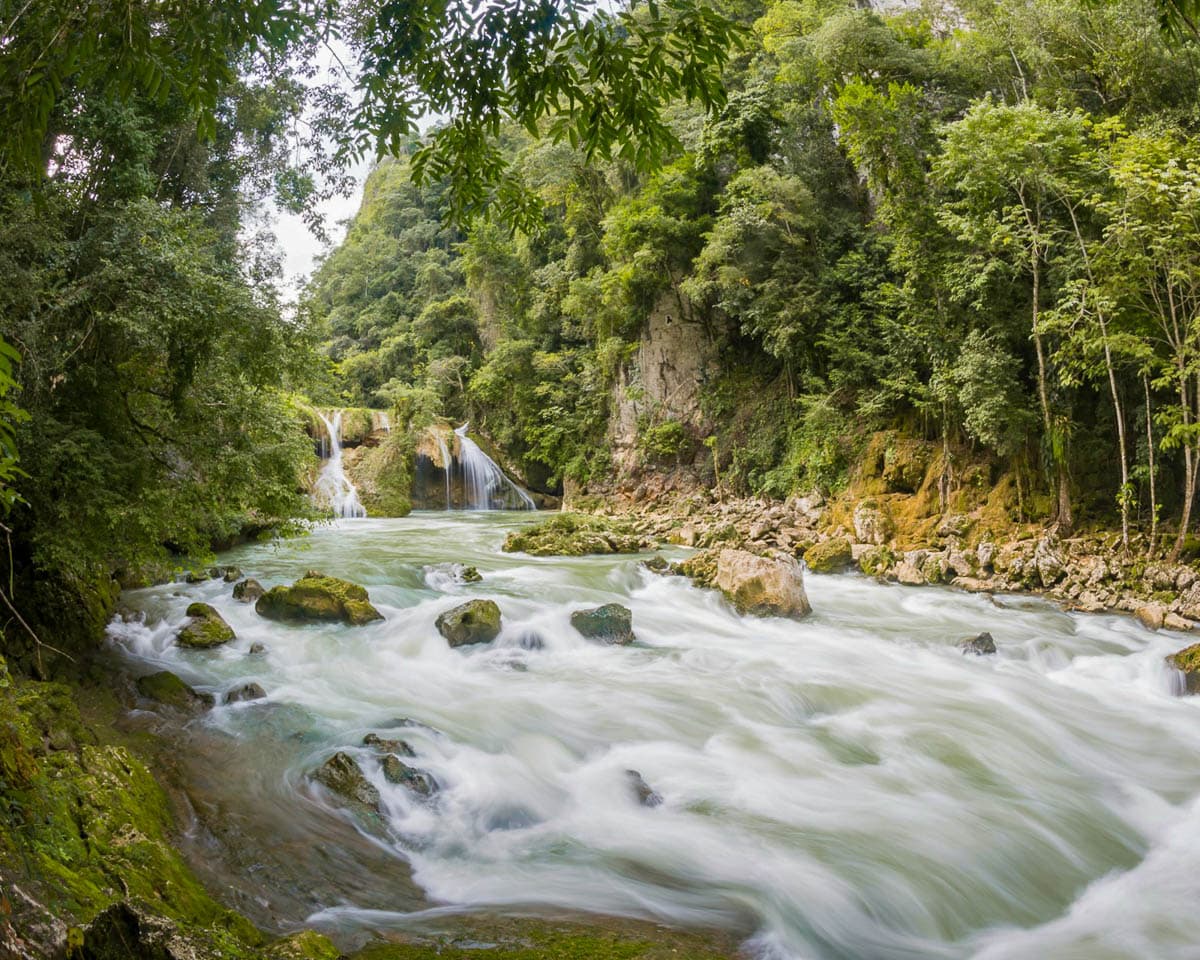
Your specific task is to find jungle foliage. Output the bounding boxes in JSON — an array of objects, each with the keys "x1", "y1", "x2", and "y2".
[{"x1": 310, "y1": 0, "x2": 1200, "y2": 557}]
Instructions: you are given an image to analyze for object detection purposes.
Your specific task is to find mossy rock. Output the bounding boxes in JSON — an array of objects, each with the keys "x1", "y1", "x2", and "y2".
[
  {"x1": 312, "y1": 751, "x2": 380, "y2": 812},
  {"x1": 266, "y1": 930, "x2": 342, "y2": 960},
  {"x1": 671, "y1": 549, "x2": 719, "y2": 588},
  {"x1": 461, "y1": 565, "x2": 483, "y2": 583},
  {"x1": 232, "y1": 578, "x2": 265, "y2": 602},
  {"x1": 436, "y1": 599, "x2": 502, "y2": 646},
  {"x1": 570, "y1": 604, "x2": 636, "y2": 645},
  {"x1": 177, "y1": 602, "x2": 236, "y2": 648},
  {"x1": 381, "y1": 754, "x2": 436, "y2": 796},
  {"x1": 135, "y1": 671, "x2": 214, "y2": 711},
  {"x1": 256, "y1": 571, "x2": 383, "y2": 626},
  {"x1": 858, "y1": 546, "x2": 893, "y2": 578},
  {"x1": 502, "y1": 513, "x2": 648, "y2": 556},
  {"x1": 804, "y1": 537, "x2": 853, "y2": 573},
  {"x1": 1167, "y1": 642, "x2": 1200, "y2": 694}
]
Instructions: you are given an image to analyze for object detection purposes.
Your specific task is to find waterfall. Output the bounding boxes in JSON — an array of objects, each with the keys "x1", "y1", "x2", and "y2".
[
  {"x1": 454, "y1": 423, "x2": 535, "y2": 510},
  {"x1": 436, "y1": 433, "x2": 452, "y2": 510},
  {"x1": 379, "y1": 411, "x2": 390, "y2": 433},
  {"x1": 315, "y1": 410, "x2": 367, "y2": 518}
]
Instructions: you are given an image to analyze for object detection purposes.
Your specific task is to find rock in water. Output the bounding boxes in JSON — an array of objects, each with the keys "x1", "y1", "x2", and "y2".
[
  {"x1": 570, "y1": 604, "x2": 636, "y2": 644},
  {"x1": 381, "y1": 755, "x2": 436, "y2": 796},
  {"x1": 222, "y1": 566, "x2": 243, "y2": 583},
  {"x1": 177, "y1": 602, "x2": 236, "y2": 648},
  {"x1": 460, "y1": 565, "x2": 483, "y2": 583},
  {"x1": 223, "y1": 682, "x2": 267, "y2": 703},
  {"x1": 436, "y1": 599, "x2": 502, "y2": 646},
  {"x1": 135, "y1": 671, "x2": 213, "y2": 711},
  {"x1": 625, "y1": 769, "x2": 662, "y2": 807},
  {"x1": 255, "y1": 571, "x2": 383, "y2": 626},
  {"x1": 312, "y1": 751, "x2": 380, "y2": 812},
  {"x1": 363, "y1": 732, "x2": 415, "y2": 756},
  {"x1": 232, "y1": 578, "x2": 265, "y2": 602},
  {"x1": 715, "y1": 549, "x2": 811, "y2": 619},
  {"x1": 1136, "y1": 603, "x2": 1167, "y2": 631},
  {"x1": 958, "y1": 632, "x2": 997, "y2": 655},
  {"x1": 1166, "y1": 642, "x2": 1200, "y2": 694},
  {"x1": 804, "y1": 537, "x2": 853, "y2": 574}
]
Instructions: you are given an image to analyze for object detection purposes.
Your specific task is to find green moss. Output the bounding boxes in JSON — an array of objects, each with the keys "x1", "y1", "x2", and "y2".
[
  {"x1": 350, "y1": 430, "x2": 414, "y2": 517},
  {"x1": 672, "y1": 549, "x2": 718, "y2": 588},
  {"x1": 178, "y1": 602, "x2": 236, "y2": 648},
  {"x1": 858, "y1": 546, "x2": 894, "y2": 578},
  {"x1": 345, "y1": 917, "x2": 736, "y2": 960},
  {"x1": 435, "y1": 599, "x2": 503, "y2": 646},
  {"x1": 0, "y1": 663, "x2": 267, "y2": 957},
  {"x1": 266, "y1": 930, "x2": 343, "y2": 959},
  {"x1": 134, "y1": 671, "x2": 212, "y2": 710},
  {"x1": 256, "y1": 571, "x2": 383, "y2": 625},
  {"x1": 503, "y1": 514, "x2": 648, "y2": 556},
  {"x1": 804, "y1": 537, "x2": 853, "y2": 573}
]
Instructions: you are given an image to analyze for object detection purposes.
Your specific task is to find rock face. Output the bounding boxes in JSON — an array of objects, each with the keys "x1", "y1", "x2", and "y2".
[
  {"x1": 852, "y1": 500, "x2": 894, "y2": 546},
  {"x1": 232, "y1": 578, "x2": 265, "y2": 602},
  {"x1": 436, "y1": 599, "x2": 502, "y2": 646},
  {"x1": 312, "y1": 752, "x2": 380, "y2": 812},
  {"x1": 177, "y1": 603, "x2": 236, "y2": 648},
  {"x1": 958, "y1": 632, "x2": 997, "y2": 655},
  {"x1": 804, "y1": 537, "x2": 853, "y2": 574},
  {"x1": 135, "y1": 671, "x2": 213, "y2": 711},
  {"x1": 255, "y1": 571, "x2": 383, "y2": 626},
  {"x1": 570, "y1": 604, "x2": 636, "y2": 644},
  {"x1": 223, "y1": 682, "x2": 266, "y2": 703},
  {"x1": 1167, "y1": 643, "x2": 1200, "y2": 694},
  {"x1": 714, "y1": 549, "x2": 811, "y2": 619}
]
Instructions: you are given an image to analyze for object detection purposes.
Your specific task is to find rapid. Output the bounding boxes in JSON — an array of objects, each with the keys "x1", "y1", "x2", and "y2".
[{"x1": 106, "y1": 513, "x2": 1200, "y2": 960}]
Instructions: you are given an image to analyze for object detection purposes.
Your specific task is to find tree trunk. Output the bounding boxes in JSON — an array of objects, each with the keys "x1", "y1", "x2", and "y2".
[
  {"x1": 1144, "y1": 372, "x2": 1158, "y2": 557},
  {"x1": 1030, "y1": 252, "x2": 1070, "y2": 533}
]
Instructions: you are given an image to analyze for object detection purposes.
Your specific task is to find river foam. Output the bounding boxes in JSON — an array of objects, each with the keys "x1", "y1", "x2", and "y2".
[{"x1": 107, "y1": 513, "x2": 1200, "y2": 959}]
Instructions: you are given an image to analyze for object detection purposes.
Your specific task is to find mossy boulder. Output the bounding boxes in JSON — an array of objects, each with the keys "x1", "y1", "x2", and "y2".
[
  {"x1": 135, "y1": 671, "x2": 214, "y2": 711},
  {"x1": 256, "y1": 571, "x2": 383, "y2": 626},
  {"x1": 460, "y1": 564, "x2": 483, "y2": 583},
  {"x1": 804, "y1": 537, "x2": 853, "y2": 573},
  {"x1": 312, "y1": 751, "x2": 380, "y2": 812},
  {"x1": 714, "y1": 549, "x2": 810, "y2": 619},
  {"x1": 858, "y1": 546, "x2": 894, "y2": 578},
  {"x1": 177, "y1": 602, "x2": 236, "y2": 648},
  {"x1": 232, "y1": 578, "x2": 265, "y2": 602},
  {"x1": 381, "y1": 755, "x2": 436, "y2": 796},
  {"x1": 672, "y1": 549, "x2": 719, "y2": 588},
  {"x1": 502, "y1": 513, "x2": 649, "y2": 556},
  {"x1": 1167, "y1": 642, "x2": 1200, "y2": 694},
  {"x1": 363, "y1": 732, "x2": 414, "y2": 756},
  {"x1": 570, "y1": 604, "x2": 636, "y2": 644},
  {"x1": 436, "y1": 599, "x2": 502, "y2": 646}
]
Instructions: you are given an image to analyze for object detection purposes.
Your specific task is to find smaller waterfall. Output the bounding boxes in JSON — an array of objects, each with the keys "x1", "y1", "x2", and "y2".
[
  {"x1": 436, "y1": 433, "x2": 452, "y2": 510},
  {"x1": 379, "y1": 411, "x2": 390, "y2": 433},
  {"x1": 454, "y1": 424, "x2": 536, "y2": 511},
  {"x1": 315, "y1": 410, "x2": 367, "y2": 518}
]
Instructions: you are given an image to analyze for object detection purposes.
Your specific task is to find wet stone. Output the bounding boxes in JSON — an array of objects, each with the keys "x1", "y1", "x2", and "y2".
[
  {"x1": 363, "y1": 732, "x2": 415, "y2": 756},
  {"x1": 224, "y1": 682, "x2": 267, "y2": 704},
  {"x1": 381, "y1": 755, "x2": 436, "y2": 796},
  {"x1": 959, "y1": 632, "x2": 997, "y2": 656},
  {"x1": 626, "y1": 769, "x2": 662, "y2": 807}
]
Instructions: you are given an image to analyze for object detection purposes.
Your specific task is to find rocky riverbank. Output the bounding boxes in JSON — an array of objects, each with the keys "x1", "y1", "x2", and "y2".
[{"x1": 565, "y1": 487, "x2": 1200, "y2": 685}]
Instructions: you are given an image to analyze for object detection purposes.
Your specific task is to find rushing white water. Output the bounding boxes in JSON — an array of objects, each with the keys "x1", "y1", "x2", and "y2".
[
  {"x1": 107, "y1": 514, "x2": 1200, "y2": 959},
  {"x1": 453, "y1": 423, "x2": 535, "y2": 510},
  {"x1": 315, "y1": 410, "x2": 366, "y2": 518}
]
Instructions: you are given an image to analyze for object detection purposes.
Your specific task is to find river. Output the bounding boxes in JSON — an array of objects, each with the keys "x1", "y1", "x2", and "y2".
[{"x1": 106, "y1": 512, "x2": 1200, "y2": 960}]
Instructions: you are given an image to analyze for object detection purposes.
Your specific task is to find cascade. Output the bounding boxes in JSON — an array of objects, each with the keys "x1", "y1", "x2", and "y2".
[
  {"x1": 315, "y1": 410, "x2": 367, "y2": 518},
  {"x1": 453, "y1": 423, "x2": 535, "y2": 510}
]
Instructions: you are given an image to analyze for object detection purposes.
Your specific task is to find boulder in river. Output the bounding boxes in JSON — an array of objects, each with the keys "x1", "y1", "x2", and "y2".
[
  {"x1": 177, "y1": 602, "x2": 236, "y2": 648},
  {"x1": 222, "y1": 566, "x2": 243, "y2": 583},
  {"x1": 570, "y1": 604, "x2": 636, "y2": 644},
  {"x1": 363, "y1": 732, "x2": 415, "y2": 756},
  {"x1": 232, "y1": 578, "x2": 265, "y2": 602},
  {"x1": 381, "y1": 755, "x2": 436, "y2": 796},
  {"x1": 255, "y1": 571, "x2": 383, "y2": 626},
  {"x1": 626, "y1": 769, "x2": 662, "y2": 807},
  {"x1": 715, "y1": 549, "x2": 810, "y2": 619},
  {"x1": 312, "y1": 751, "x2": 380, "y2": 812},
  {"x1": 803, "y1": 537, "x2": 853, "y2": 574},
  {"x1": 958, "y1": 632, "x2": 996, "y2": 656},
  {"x1": 502, "y1": 513, "x2": 649, "y2": 556},
  {"x1": 1167, "y1": 643, "x2": 1200, "y2": 694},
  {"x1": 460, "y1": 564, "x2": 483, "y2": 583},
  {"x1": 135, "y1": 671, "x2": 213, "y2": 711},
  {"x1": 1136, "y1": 603, "x2": 1167, "y2": 631},
  {"x1": 436, "y1": 599, "x2": 502, "y2": 646},
  {"x1": 223, "y1": 682, "x2": 267, "y2": 703}
]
